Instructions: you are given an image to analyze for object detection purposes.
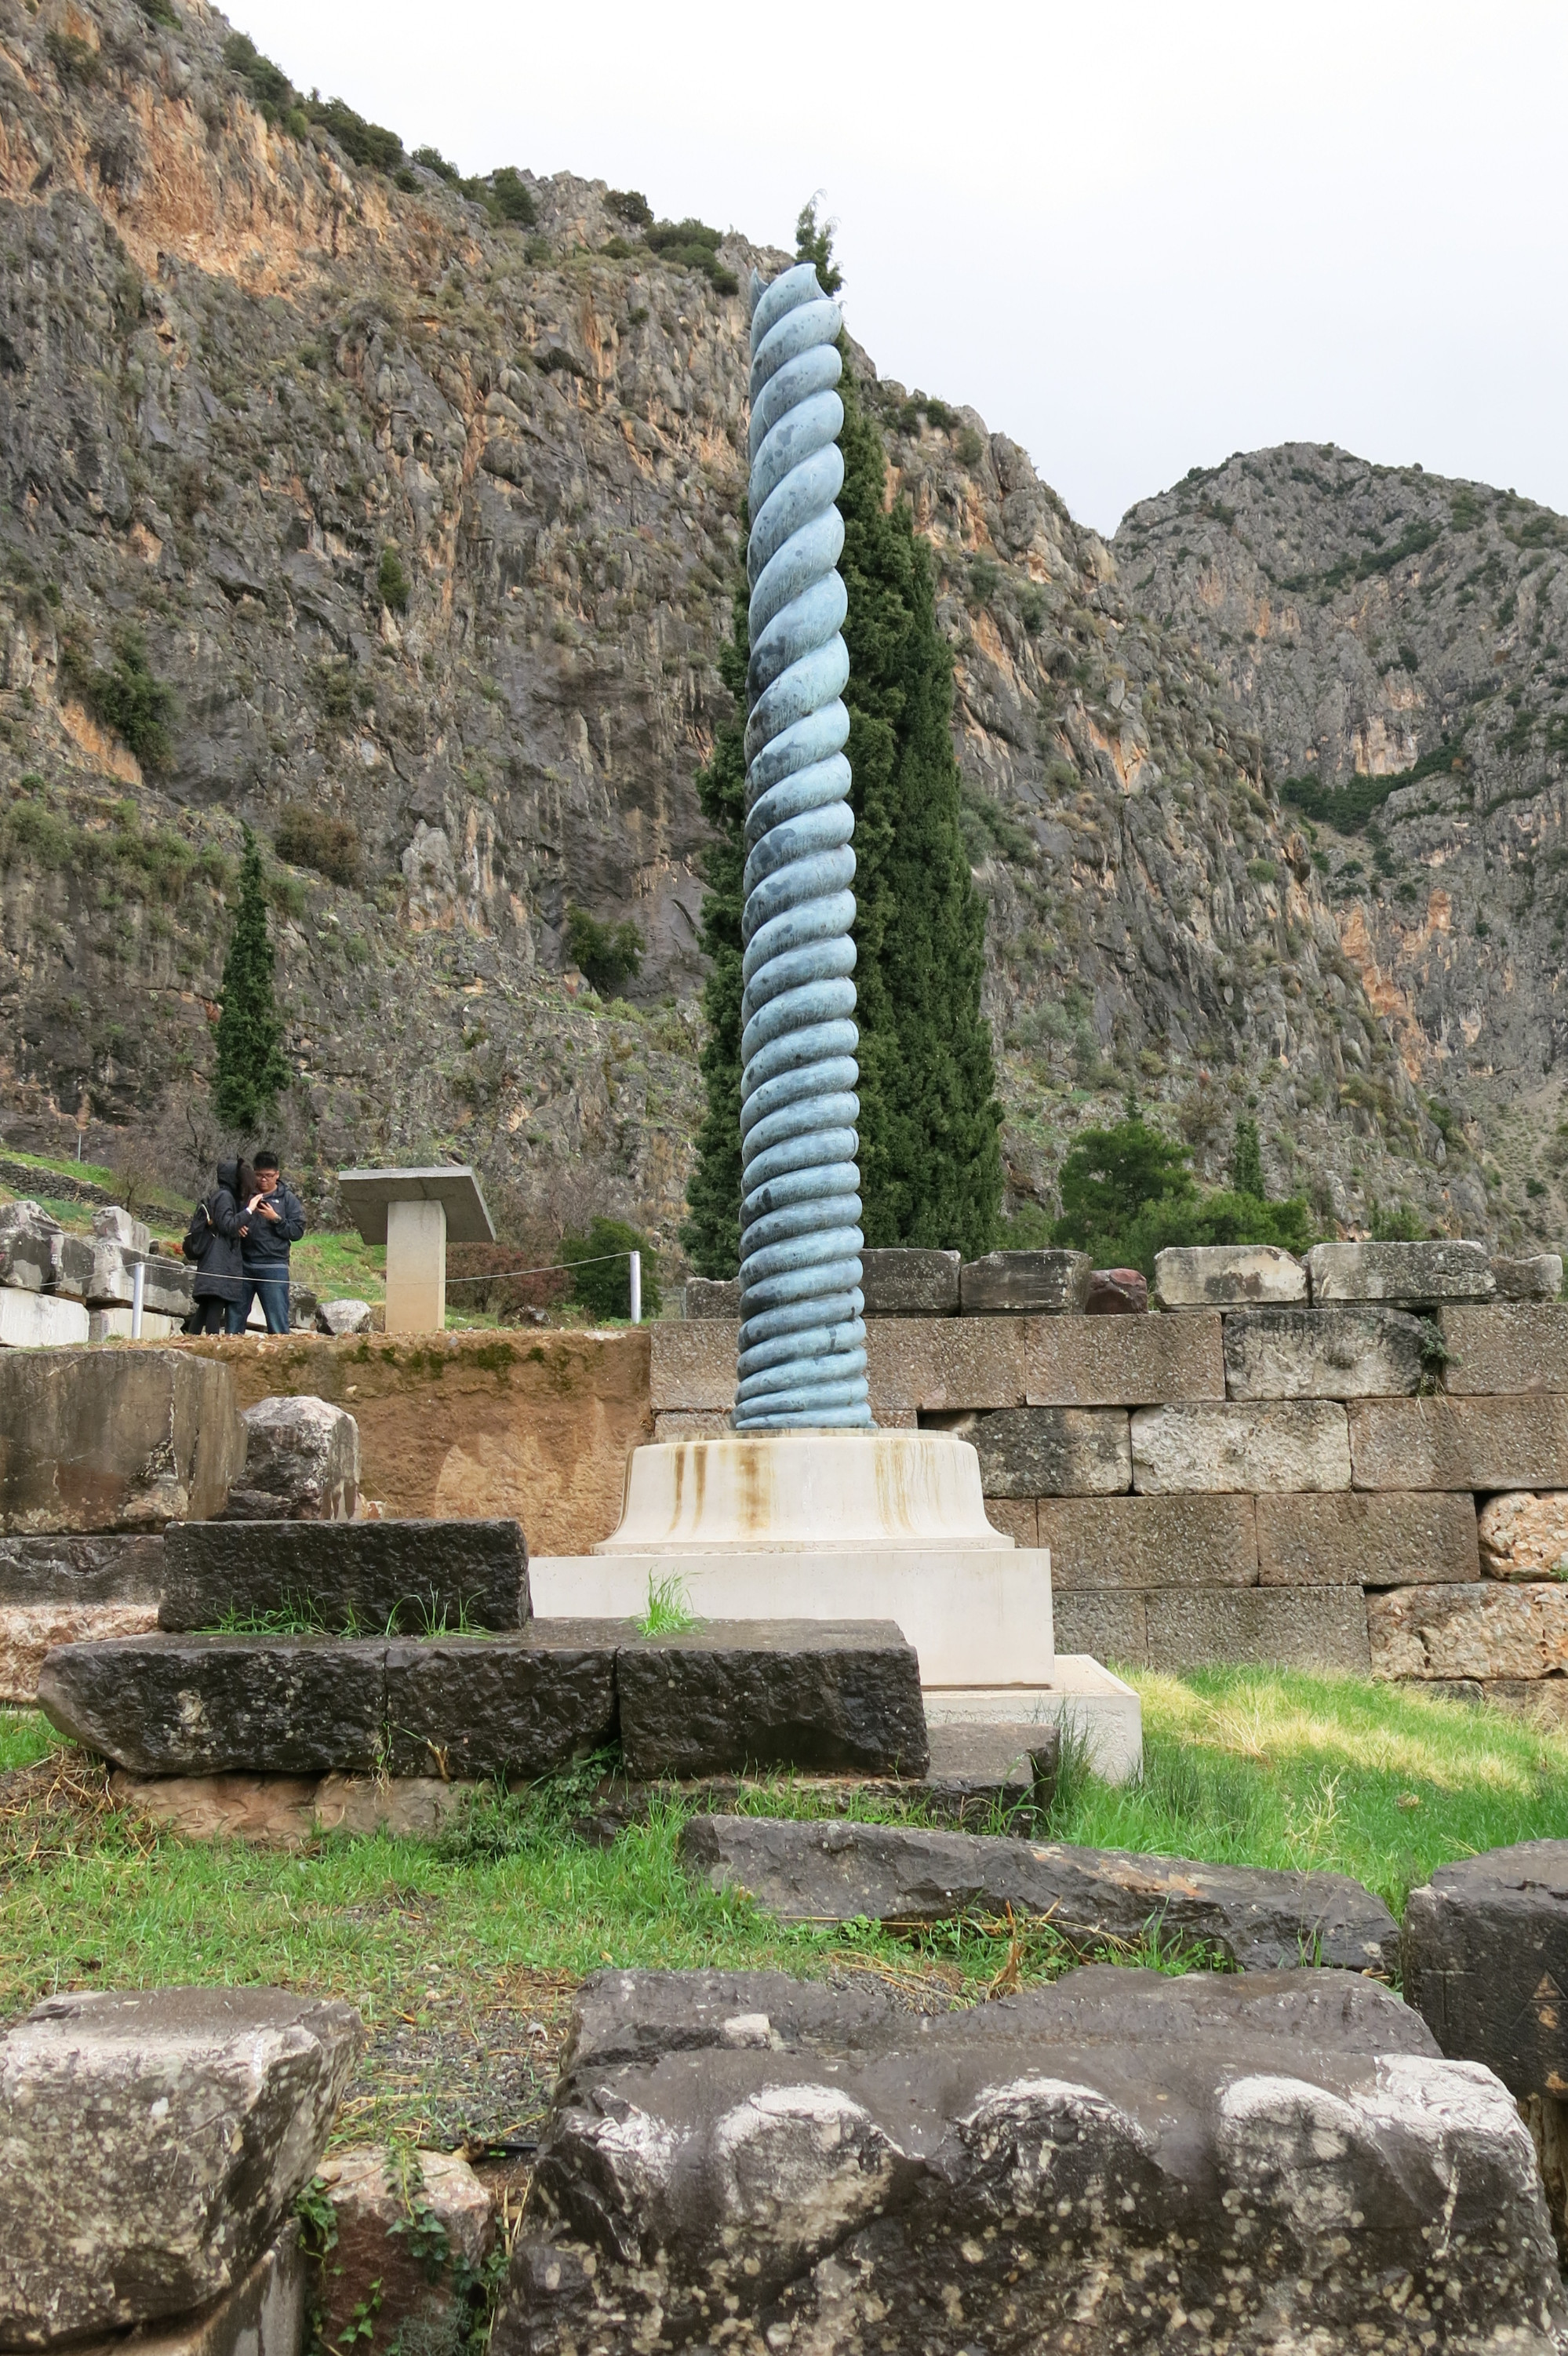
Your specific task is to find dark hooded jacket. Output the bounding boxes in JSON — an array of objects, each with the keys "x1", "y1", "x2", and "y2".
[{"x1": 187, "y1": 1160, "x2": 244, "y2": 1302}]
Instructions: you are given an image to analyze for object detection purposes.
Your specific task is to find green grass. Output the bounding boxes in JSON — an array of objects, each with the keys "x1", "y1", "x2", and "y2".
[
  {"x1": 636, "y1": 1572, "x2": 700, "y2": 1637},
  {"x1": 5, "y1": 1670, "x2": 1567, "y2": 2132}
]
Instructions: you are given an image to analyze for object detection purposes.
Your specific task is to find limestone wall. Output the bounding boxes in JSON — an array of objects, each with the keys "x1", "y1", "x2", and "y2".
[{"x1": 661, "y1": 1247, "x2": 1568, "y2": 1717}]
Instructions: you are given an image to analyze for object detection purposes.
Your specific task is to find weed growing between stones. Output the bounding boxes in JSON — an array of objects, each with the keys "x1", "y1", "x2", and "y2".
[{"x1": 637, "y1": 1573, "x2": 698, "y2": 1637}]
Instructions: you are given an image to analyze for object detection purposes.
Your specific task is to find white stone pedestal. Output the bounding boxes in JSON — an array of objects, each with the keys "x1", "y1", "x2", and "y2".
[
  {"x1": 529, "y1": 1429, "x2": 1142, "y2": 1781},
  {"x1": 386, "y1": 1198, "x2": 446, "y2": 1335}
]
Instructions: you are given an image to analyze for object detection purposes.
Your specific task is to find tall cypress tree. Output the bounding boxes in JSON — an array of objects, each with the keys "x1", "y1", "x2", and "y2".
[
  {"x1": 838, "y1": 361, "x2": 1001, "y2": 1254},
  {"x1": 213, "y1": 827, "x2": 290, "y2": 1133},
  {"x1": 682, "y1": 228, "x2": 1002, "y2": 1269},
  {"x1": 680, "y1": 578, "x2": 749, "y2": 1276}
]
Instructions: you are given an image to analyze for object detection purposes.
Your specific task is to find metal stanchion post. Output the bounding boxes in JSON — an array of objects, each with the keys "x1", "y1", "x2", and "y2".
[
  {"x1": 629, "y1": 1251, "x2": 642, "y2": 1325},
  {"x1": 130, "y1": 1258, "x2": 144, "y2": 1342}
]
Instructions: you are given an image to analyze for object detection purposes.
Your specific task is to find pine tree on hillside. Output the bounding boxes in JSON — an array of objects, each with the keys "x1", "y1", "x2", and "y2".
[
  {"x1": 213, "y1": 827, "x2": 290, "y2": 1133},
  {"x1": 682, "y1": 215, "x2": 1002, "y2": 1270},
  {"x1": 837, "y1": 359, "x2": 1001, "y2": 1254}
]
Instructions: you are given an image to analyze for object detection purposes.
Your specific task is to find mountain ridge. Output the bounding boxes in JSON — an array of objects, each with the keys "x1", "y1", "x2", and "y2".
[{"x1": 0, "y1": 0, "x2": 1552, "y2": 1262}]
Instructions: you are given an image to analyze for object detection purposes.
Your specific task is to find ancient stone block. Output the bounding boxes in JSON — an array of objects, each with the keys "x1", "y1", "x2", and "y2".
[
  {"x1": 223, "y1": 1395, "x2": 361, "y2": 1523},
  {"x1": 1222, "y1": 1305, "x2": 1428, "y2": 1399},
  {"x1": 0, "y1": 1528, "x2": 166, "y2": 1603},
  {"x1": 142, "y1": 1254, "x2": 195, "y2": 1319},
  {"x1": 649, "y1": 1320, "x2": 737, "y2": 1411},
  {"x1": 860, "y1": 1247, "x2": 960, "y2": 1316},
  {"x1": 384, "y1": 1633, "x2": 618, "y2": 1778},
  {"x1": 1403, "y1": 1840, "x2": 1568, "y2": 2101},
  {"x1": 1084, "y1": 1266, "x2": 1148, "y2": 1314},
  {"x1": 0, "y1": 1200, "x2": 62, "y2": 1291},
  {"x1": 0, "y1": 1288, "x2": 89, "y2": 1347},
  {"x1": 495, "y1": 1962, "x2": 1561, "y2": 2356},
  {"x1": 681, "y1": 1819, "x2": 1399, "y2": 1969},
  {"x1": 1349, "y1": 1393, "x2": 1568, "y2": 1490},
  {"x1": 54, "y1": 1230, "x2": 95, "y2": 1301},
  {"x1": 310, "y1": 2150, "x2": 495, "y2": 2356},
  {"x1": 614, "y1": 1619, "x2": 928, "y2": 1779},
  {"x1": 93, "y1": 1203, "x2": 151, "y2": 1254},
  {"x1": 1257, "y1": 1490, "x2": 1480, "y2": 1586},
  {"x1": 107, "y1": 1770, "x2": 473, "y2": 1851},
  {"x1": 863, "y1": 1317, "x2": 1027, "y2": 1415},
  {"x1": 161, "y1": 1518, "x2": 528, "y2": 1633},
  {"x1": 87, "y1": 1305, "x2": 178, "y2": 1342},
  {"x1": 1037, "y1": 1494, "x2": 1257, "y2": 1588},
  {"x1": 121, "y1": 2224, "x2": 307, "y2": 2356},
  {"x1": 959, "y1": 1248, "x2": 1091, "y2": 1315},
  {"x1": 39, "y1": 1635, "x2": 392, "y2": 1775},
  {"x1": 0, "y1": 1601, "x2": 160, "y2": 1704},
  {"x1": 1050, "y1": 1586, "x2": 1148, "y2": 1666},
  {"x1": 0, "y1": 1988, "x2": 359, "y2": 2343},
  {"x1": 0, "y1": 1348, "x2": 245, "y2": 1533},
  {"x1": 1144, "y1": 1584, "x2": 1371, "y2": 1673},
  {"x1": 1306, "y1": 1238, "x2": 1494, "y2": 1305},
  {"x1": 1367, "y1": 1582, "x2": 1568, "y2": 1680},
  {"x1": 1023, "y1": 1309, "x2": 1224, "y2": 1406},
  {"x1": 315, "y1": 1297, "x2": 374, "y2": 1335},
  {"x1": 1479, "y1": 1491, "x2": 1568, "y2": 1579},
  {"x1": 1131, "y1": 1400, "x2": 1351, "y2": 1492},
  {"x1": 1493, "y1": 1254, "x2": 1564, "y2": 1302},
  {"x1": 1153, "y1": 1244, "x2": 1306, "y2": 1308},
  {"x1": 682, "y1": 1277, "x2": 740, "y2": 1319},
  {"x1": 957, "y1": 1405, "x2": 1131, "y2": 1496},
  {"x1": 1440, "y1": 1302, "x2": 1568, "y2": 1394}
]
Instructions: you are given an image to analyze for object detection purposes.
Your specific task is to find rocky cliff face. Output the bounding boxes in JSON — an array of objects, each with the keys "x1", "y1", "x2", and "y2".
[
  {"x1": 1115, "y1": 446, "x2": 1568, "y2": 1249},
  {"x1": 0, "y1": 0, "x2": 1483, "y2": 1254}
]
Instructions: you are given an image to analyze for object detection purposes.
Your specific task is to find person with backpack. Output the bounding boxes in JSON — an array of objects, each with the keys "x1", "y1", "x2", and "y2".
[
  {"x1": 181, "y1": 1159, "x2": 247, "y2": 1335},
  {"x1": 235, "y1": 1149, "x2": 306, "y2": 1335}
]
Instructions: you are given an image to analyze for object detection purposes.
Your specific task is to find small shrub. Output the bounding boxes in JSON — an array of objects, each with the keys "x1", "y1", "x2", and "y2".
[
  {"x1": 487, "y1": 166, "x2": 537, "y2": 225},
  {"x1": 274, "y1": 803, "x2": 360, "y2": 887},
  {"x1": 221, "y1": 31, "x2": 290, "y2": 117},
  {"x1": 608, "y1": 188, "x2": 653, "y2": 228},
  {"x1": 1370, "y1": 1200, "x2": 1428, "y2": 1241},
  {"x1": 60, "y1": 627, "x2": 176, "y2": 773},
  {"x1": 377, "y1": 544, "x2": 411, "y2": 614},
  {"x1": 307, "y1": 96, "x2": 403, "y2": 173},
  {"x1": 566, "y1": 904, "x2": 643, "y2": 996},
  {"x1": 955, "y1": 425, "x2": 985, "y2": 466},
  {"x1": 45, "y1": 30, "x2": 100, "y2": 83},
  {"x1": 562, "y1": 1214, "x2": 661, "y2": 1320},
  {"x1": 645, "y1": 217, "x2": 738, "y2": 296},
  {"x1": 135, "y1": 0, "x2": 178, "y2": 25}
]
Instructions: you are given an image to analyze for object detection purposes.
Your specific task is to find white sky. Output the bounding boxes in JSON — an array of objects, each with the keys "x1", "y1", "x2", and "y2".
[{"x1": 224, "y1": 0, "x2": 1568, "y2": 534}]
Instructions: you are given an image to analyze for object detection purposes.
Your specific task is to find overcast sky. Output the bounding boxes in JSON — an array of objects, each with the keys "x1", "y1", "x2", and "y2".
[{"x1": 224, "y1": 1, "x2": 1568, "y2": 535}]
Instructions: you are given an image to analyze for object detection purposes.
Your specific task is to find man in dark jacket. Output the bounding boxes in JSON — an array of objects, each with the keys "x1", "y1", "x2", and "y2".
[
  {"x1": 183, "y1": 1159, "x2": 246, "y2": 1335},
  {"x1": 236, "y1": 1149, "x2": 305, "y2": 1335}
]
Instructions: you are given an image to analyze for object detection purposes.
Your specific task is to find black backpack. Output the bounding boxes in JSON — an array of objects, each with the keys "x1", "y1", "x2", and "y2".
[{"x1": 181, "y1": 1199, "x2": 216, "y2": 1264}]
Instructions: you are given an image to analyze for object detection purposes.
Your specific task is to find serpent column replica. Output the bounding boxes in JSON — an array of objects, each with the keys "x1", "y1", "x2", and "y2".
[
  {"x1": 523, "y1": 261, "x2": 1140, "y2": 1783},
  {"x1": 733, "y1": 262, "x2": 872, "y2": 1432}
]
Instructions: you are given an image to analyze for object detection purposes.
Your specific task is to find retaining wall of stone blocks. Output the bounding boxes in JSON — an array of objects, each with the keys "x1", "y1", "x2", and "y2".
[{"x1": 668, "y1": 1244, "x2": 1568, "y2": 1710}]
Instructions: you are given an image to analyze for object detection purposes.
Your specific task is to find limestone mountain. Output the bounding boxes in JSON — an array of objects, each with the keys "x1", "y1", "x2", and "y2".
[
  {"x1": 0, "y1": 0, "x2": 1486, "y2": 1258},
  {"x1": 1115, "y1": 446, "x2": 1568, "y2": 1251}
]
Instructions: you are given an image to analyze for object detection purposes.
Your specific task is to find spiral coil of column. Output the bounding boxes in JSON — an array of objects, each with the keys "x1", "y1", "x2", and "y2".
[{"x1": 733, "y1": 260, "x2": 872, "y2": 1430}]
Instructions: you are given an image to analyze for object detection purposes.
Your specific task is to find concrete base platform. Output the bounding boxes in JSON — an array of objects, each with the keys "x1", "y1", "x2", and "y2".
[
  {"x1": 528, "y1": 1546, "x2": 1055, "y2": 1686},
  {"x1": 924, "y1": 1657, "x2": 1143, "y2": 1785}
]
